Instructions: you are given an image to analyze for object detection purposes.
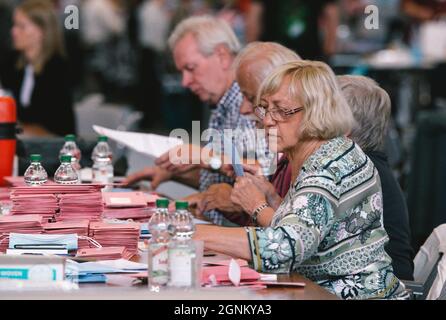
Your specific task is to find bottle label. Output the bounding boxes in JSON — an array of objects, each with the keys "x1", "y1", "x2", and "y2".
[
  {"x1": 148, "y1": 243, "x2": 169, "y2": 286},
  {"x1": 168, "y1": 247, "x2": 194, "y2": 287}
]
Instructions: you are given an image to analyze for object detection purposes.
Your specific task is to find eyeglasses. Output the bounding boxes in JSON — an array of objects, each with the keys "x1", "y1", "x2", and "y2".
[{"x1": 254, "y1": 103, "x2": 304, "y2": 122}]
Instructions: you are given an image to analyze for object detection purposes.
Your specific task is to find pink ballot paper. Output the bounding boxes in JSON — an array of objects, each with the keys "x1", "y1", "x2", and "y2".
[
  {"x1": 76, "y1": 246, "x2": 134, "y2": 260},
  {"x1": 103, "y1": 192, "x2": 148, "y2": 208}
]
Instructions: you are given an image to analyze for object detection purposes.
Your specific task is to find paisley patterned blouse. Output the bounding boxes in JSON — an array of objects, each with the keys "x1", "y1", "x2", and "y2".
[{"x1": 245, "y1": 137, "x2": 407, "y2": 299}]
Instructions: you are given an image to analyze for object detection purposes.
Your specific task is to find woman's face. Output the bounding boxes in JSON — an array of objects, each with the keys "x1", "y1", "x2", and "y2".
[
  {"x1": 260, "y1": 77, "x2": 305, "y2": 153},
  {"x1": 11, "y1": 9, "x2": 43, "y2": 53}
]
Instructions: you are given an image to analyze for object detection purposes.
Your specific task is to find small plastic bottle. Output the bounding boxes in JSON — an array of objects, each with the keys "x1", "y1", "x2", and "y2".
[
  {"x1": 54, "y1": 155, "x2": 79, "y2": 184},
  {"x1": 59, "y1": 134, "x2": 81, "y2": 172},
  {"x1": 168, "y1": 201, "x2": 196, "y2": 288},
  {"x1": 148, "y1": 198, "x2": 171, "y2": 288},
  {"x1": 23, "y1": 154, "x2": 48, "y2": 186},
  {"x1": 91, "y1": 136, "x2": 113, "y2": 188}
]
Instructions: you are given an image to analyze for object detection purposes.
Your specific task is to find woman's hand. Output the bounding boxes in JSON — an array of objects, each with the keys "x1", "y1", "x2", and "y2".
[
  {"x1": 244, "y1": 173, "x2": 282, "y2": 209},
  {"x1": 230, "y1": 176, "x2": 267, "y2": 215}
]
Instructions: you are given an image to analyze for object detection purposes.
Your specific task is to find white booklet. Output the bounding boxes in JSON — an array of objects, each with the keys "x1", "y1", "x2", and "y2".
[{"x1": 93, "y1": 125, "x2": 183, "y2": 158}]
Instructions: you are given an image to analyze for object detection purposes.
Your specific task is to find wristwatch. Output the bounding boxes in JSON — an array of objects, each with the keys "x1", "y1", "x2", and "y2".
[
  {"x1": 209, "y1": 156, "x2": 222, "y2": 171},
  {"x1": 252, "y1": 202, "x2": 269, "y2": 225}
]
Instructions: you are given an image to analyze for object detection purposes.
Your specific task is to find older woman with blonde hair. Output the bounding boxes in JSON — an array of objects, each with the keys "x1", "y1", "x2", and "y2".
[
  {"x1": 195, "y1": 60, "x2": 407, "y2": 299},
  {"x1": 0, "y1": 0, "x2": 75, "y2": 136}
]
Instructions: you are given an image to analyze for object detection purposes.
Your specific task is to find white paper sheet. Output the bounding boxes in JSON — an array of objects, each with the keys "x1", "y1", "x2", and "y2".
[{"x1": 93, "y1": 125, "x2": 183, "y2": 158}]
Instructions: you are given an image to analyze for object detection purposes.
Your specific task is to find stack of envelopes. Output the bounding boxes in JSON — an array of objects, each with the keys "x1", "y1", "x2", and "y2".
[
  {"x1": 101, "y1": 192, "x2": 154, "y2": 222},
  {"x1": 89, "y1": 221, "x2": 140, "y2": 255},
  {"x1": 43, "y1": 219, "x2": 90, "y2": 249},
  {"x1": 0, "y1": 214, "x2": 44, "y2": 252},
  {"x1": 10, "y1": 193, "x2": 58, "y2": 221},
  {"x1": 57, "y1": 192, "x2": 103, "y2": 221},
  {"x1": 75, "y1": 246, "x2": 135, "y2": 260}
]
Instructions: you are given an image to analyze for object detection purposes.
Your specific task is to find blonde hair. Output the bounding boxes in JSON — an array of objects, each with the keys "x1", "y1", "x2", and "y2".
[
  {"x1": 16, "y1": 0, "x2": 65, "y2": 73},
  {"x1": 338, "y1": 75, "x2": 391, "y2": 151},
  {"x1": 168, "y1": 15, "x2": 241, "y2": 56},
  {"x1": 257, "y1": 60, "x2": 355, "y2": 141},
  {"x1": 234, "y1": 42, "x2": 301, "y2": 85}
]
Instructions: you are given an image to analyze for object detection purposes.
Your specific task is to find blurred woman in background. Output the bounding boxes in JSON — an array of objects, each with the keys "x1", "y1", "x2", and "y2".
[{"x1": 0, "y1": 0, "x2": 75, "y2": 136}]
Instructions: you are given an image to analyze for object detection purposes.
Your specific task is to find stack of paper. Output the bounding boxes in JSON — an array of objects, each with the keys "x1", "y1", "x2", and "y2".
[
  {"x1": 75, "y1": 246, "x2": 134, "y2": 260},
  {"x1": 43, "y1": 220, "x2": 90, "y2": 249},
  {"x1": 0, "y1": 214, "x2": 44, "y2": 252},
  {"x1": 57, "y1": 192, "x2": 103, "y2": 222},
  {"x1": 10, "y1": 193, "x2": 58, "y2": 221},
  {"x1": 89, "y1": 222, "x2": 140, "y2": 255},
  {"x1": 101, "y1": 192, "x2": 155, "y2": 221},
  {"x1": 0, "y1": 187, "x2": 10, "y2": 201}
]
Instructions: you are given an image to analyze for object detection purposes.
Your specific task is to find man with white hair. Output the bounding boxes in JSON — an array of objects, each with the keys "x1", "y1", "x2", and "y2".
[
  {"x1": 124, "y1": 16, "x2": 270, "y2": 226},
  {"x1": 338, "y1": 75, "x2": 414, "y2": 281}
]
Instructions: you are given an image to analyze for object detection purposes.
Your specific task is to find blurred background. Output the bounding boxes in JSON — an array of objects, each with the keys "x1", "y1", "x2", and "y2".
[{"x1": 1, "y1": 0, "x2": 446, "y2": 253}]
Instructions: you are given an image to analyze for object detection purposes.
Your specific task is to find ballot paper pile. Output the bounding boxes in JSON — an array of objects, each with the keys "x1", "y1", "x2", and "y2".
[
  {"x1": 89, "y1": 221, "x2": 140, "y2": 256},
  {"x1": 0, "y1": 214, "x2": 45, "y2": 252},
  {"x1": 57, "y1": 192, "x2": 103, "y2": 222},
  {"x1": 101, "y1": 192, "x2": 157, "y2": 222},
  {"x1": 42, "y1": 220, "x2": 90, "y2": 249},
  {"x1": 75, "y1": 246, "x2": 135, "y2": 260},
  {"x1": 9, "y1": 193, "x2": 58, "y2": 221}
]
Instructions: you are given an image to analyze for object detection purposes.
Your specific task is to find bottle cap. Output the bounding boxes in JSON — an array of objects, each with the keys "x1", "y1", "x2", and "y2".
[
  {"x1": 65, "y1": 134, "x2": 76, "y2": 141},
  {"x1": 60, "y1": 155, "x2": 72, "y2": 163},
  {"x1": 30, "y1": 154, "x2": 41, "y2": 162},
  {"x1": 98, "y1": 135, "x2": 108, "y2": 142},
  {"x1": 175, "y1": 201, "x2": 189, "y2": 210},
  {"x1": 156, "y1": 198, "x2": 169, "y2": 208}
]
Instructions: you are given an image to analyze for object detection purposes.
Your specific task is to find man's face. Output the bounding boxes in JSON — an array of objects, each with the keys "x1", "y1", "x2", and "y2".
[{"x1": 173, "y1": 33, "x2": 230, "y2": 105}]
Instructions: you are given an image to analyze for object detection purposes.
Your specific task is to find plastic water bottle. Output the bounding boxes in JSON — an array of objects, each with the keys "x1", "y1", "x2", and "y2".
[
  {"x1": 59, "y1": 134, "x2": 81, "y2": 172},
  {"x1": 54, "y1": 155, "x2": 79, "y2": 184},
  {"x1": 24, "y1": 154, "x2": 48, "y2": 186},
  {"x1": 168, "y1": 201, "x2": 196, "y2": 288},
  {"x1": 91, "y1": 136, "x2": 113, "y2": 188},
  {"x1": 148, "y1": 198, "x2": 171, "y2": 288}
]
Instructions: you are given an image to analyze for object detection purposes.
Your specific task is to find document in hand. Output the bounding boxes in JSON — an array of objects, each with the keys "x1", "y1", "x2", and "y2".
[{"x1": 93, "y1": 125, "x2": 183, "y2": 158}]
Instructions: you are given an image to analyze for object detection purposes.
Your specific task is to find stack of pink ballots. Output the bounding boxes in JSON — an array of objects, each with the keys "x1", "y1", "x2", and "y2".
[
  {"x1": 9, "y1": 193, "x2": 58, "y2": 221},
  {"x1": 101, "y1": 192, "x2": 156, "y2": 222},
  {"x1": 43, "y1": 220, "x2": 90, "y2": 249},
  {"x1": 57, "y1": 192, "x2": 103, "y2": 221},
  {"x1": 75, "y1": 246, "x2": 134, "y2": 260},
  {"x1": 0, "y1": 214, "x2": 44, "y2": 252},
  {"x1": 0, "y1": 187, "x2": 10, "y2": 201},
  {"x1": 89, "y1": 221, "x2": 140, "y2": 256}
]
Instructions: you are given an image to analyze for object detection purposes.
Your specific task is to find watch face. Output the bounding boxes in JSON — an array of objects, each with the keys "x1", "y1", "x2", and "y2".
[{"x1": 210, "y1": 157, "x2": 222, "y2": 170}]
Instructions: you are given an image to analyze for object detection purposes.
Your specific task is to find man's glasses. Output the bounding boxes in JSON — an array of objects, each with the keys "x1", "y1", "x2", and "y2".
[{"x1": 254, "y1": 103, "x2": 304, "y2": 122}]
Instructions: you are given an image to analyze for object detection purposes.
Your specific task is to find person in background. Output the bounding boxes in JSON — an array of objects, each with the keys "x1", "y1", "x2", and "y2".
[
  {"x1": 123, "y1": 15, "x2": 270, "y2": 226},
  {"x1": 256, "y1": 0, "x2": 339, "y2": 61},
  {"x1": 338, "y1": 75, "x2": 414, "y2": 281},
  {"x1": 0, "y1": 0, "x2": 75, "y2": 136},
  {"x1": 137, "y1": 0, "x2": 172, "y2": 129},
  {"x1": 195, "y1": 60, "x2": 408, "y2": 299},
  {"x1": 190, "y1": 41, "x2": 300, "y2": 226}
]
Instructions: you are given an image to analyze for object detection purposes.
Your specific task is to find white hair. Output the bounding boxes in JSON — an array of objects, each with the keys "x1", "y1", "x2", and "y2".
[
  {"x1": 234, "y1": 42, "x2": 301, "y2": 85},
  {"x1": 168, "y1": 15, "x2": 241, "y2": 56},
  {"x1": 337, "y1": 75, "x2": 391, "y2": 152}
]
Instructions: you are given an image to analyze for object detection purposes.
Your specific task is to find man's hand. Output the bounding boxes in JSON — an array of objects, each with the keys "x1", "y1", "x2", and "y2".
[
  {"x1": 121, "y1": 166, "x2": 173, "y2": 190},
  {"x1": 155, "y1": 144, "x2": 204, "y2": 173},
  {"x1": 196, "y1": 183, "x2": 243, "y2": 214}
]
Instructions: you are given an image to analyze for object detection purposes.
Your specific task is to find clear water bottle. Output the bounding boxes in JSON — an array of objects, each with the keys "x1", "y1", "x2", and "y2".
[
  {"x1": 59, "y1": 134, "x2": 81, "y2": 172},
  {"x1": 54, "y1": 155, "x2": 79, "y2": 184},
  {"x1": 91, "y1": 136, "x2": 113, "y2": 188},
  {"x1": 168, "y1": 201, "x2": 196, "y2": 288},
  {"x1": 148, "y1": 198, "x2": 171, "y2": 288},
  {"x1": 24, "y1": 154, "x2": 48, "y2": 186}
]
